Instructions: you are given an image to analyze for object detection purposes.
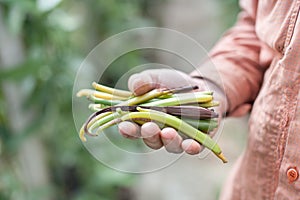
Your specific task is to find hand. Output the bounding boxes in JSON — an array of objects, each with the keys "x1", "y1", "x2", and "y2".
[{"x1": 118, "y1": 69, "x2": 215, "y2": 155}]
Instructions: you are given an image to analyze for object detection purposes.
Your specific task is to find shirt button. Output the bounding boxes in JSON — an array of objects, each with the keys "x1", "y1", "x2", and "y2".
[{"x1": 287, "y1": 167, "x2": 298, "y2": 183}]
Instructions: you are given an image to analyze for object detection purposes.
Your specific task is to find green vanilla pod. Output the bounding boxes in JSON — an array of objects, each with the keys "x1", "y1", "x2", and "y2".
[{"x1": 120, "y1": 107, "x2": 227, "y2": 163}]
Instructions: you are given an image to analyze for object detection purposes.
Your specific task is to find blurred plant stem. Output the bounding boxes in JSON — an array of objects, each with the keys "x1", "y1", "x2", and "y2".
[{"x1": 0, "y1": 6, "x2": 51, "y2": 200}]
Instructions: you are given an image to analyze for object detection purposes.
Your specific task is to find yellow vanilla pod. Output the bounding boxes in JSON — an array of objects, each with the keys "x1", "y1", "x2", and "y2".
[
  {"x1": 79, "y1": 112, "x2": 112, "y2": 141},
  {"x1": 198, "y1": 101, "x2": 220, "y2": 108},
  {"x1": 93, "y1": 91, "x2": 128, "y2": 100},
  {"x1": 76, "y1": 89, "x2": 94, "y2": 97},
  {"x1": 92, "y1": 82, "x2": 132, "y2": 98},
  {"x1": 77, "y1": 88, "x2": 127, "y2": 100},
  {"x1": 118, "y1": 89, "x2": 170, "y2": 106},
  {"x1": 142, "y1": 92, "x2": 213, "y2": 107}
]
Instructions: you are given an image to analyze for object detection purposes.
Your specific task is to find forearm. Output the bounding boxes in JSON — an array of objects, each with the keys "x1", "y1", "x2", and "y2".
[{"x1": 191, "y1": 0, "x2": 274, "y2": 116}]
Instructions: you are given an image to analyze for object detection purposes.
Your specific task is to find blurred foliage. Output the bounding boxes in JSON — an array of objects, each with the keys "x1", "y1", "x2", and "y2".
[
  {"x1": 0, "y1": 0, "x2": 240, "y2": 199},
  {"x1": 0, "y1": 0, "x2": 157, "y2": 199},
  {"x1": 219, "y1": 0, "x2": 240, "y2": 28}
]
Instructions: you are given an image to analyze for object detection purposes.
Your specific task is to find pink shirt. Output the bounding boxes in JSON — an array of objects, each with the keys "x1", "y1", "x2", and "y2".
[{"x1": 192, "y1": 0, "x2": 300, "y2": 199}]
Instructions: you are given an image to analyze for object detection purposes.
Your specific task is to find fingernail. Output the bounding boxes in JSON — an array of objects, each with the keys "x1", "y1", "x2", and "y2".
[
  {"x1": 118, "y1": 121, "x2": 138, "y2": 136},
  {"x1": 182, "y1": 140, "x2": 202, "y2": 154},
  {"x1": 160, "y1": 127, "x2": 176, "y2": 140},
  {"x1": 141, "y1": 122, "x2": 160, "y2": 138}
]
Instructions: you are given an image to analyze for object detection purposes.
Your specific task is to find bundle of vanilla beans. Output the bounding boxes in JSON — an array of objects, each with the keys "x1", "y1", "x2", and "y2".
[{"x1": 77, "y1": 82, "x2": 227, "y2": 163}]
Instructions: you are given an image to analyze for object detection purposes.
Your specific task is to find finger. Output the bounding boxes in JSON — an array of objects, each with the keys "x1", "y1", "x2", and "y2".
[
  {"x1": 118, "y1": 121, "x2": 140, "y2": 139},
  {"x1": 128, "y1": 72, "x2": 156, "y2": 96},
  {"x1": 155, "y1": 69, "x2": 196, "y2": 89},
  {"x1": 160, "y1": 127, "x2": 183, "y2": 153},
  {"x1": 191, "y1": 77, "x2": 208, "y2": 91},
  {"x1": 181, "y1": 139, "x2": 203, "y2": 155},
  {"x1": 141, "y1": 122, "x2": 163, "y2": 150}
]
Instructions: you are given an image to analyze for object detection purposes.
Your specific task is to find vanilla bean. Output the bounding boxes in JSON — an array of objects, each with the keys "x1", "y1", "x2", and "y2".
[
  {"x1": 83, "y1": 105, "x2": 218, "y2": 136},
  {"x1": 167, "y1": 85, "x2": 199, "y2": 93}
]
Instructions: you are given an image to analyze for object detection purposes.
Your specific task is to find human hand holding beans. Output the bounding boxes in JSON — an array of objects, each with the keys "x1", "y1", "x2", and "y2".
[{"x1": 118, "y1": 69, "x2": 225, "y2": 155}]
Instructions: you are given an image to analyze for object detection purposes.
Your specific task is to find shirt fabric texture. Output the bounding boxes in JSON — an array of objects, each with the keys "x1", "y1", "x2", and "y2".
[{"x1": 191, "y1": 0, "x2": 300, "y2": 199}]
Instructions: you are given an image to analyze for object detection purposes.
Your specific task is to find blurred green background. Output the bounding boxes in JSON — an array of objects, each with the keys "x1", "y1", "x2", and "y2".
[{"x1": 0, "y1": 0, "x2": 242, "y2": 200}]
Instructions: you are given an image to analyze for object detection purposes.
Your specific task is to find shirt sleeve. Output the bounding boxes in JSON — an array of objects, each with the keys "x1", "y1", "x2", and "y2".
[{"x1": 190, "y1": 0, "x2": 274, "y2": 116}]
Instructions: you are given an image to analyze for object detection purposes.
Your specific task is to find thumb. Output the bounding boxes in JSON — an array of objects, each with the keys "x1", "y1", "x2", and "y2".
[{"x1": 128, "y1": 71, "x2": 158, "y2": 96}]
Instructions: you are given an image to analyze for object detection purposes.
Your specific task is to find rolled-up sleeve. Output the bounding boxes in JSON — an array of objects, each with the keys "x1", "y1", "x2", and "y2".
[{"x1": 191, "y1": 0, "x2": 274, "y2": 116}]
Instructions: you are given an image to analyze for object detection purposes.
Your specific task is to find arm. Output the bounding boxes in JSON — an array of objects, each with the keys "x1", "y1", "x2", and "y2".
[
  {"x1": 119, "y1": 0, "x2": 275, "y2": 154},
  {"x1": 191, "y1": 0, "x2": 274, "y2": 116}
]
